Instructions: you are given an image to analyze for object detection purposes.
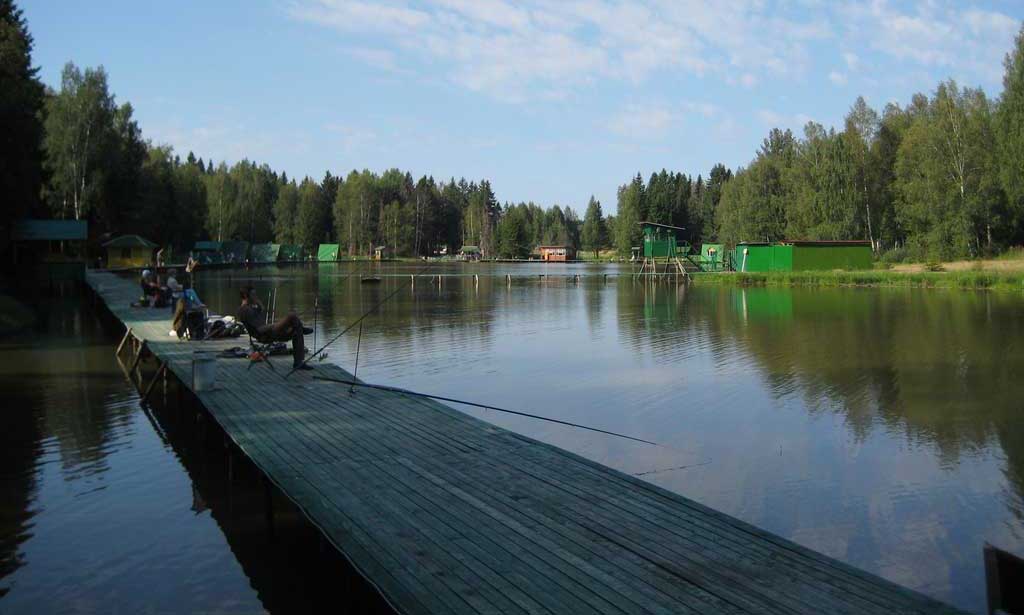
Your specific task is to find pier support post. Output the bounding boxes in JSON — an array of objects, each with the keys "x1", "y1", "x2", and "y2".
[
  {"x1": 226, "y1": 437, "x2": 234, "y2": 482},
  {"x1": 264, "y1": 476, "x2": 276, "y2": 540},
  {"x1": 129, "y1": 340, "x2": 149, "y2": 380},
  {"x1": 142, "y1": 361, "x2": 167, "y2": 404},
  {"x1": 116, "y1": 327, "x2": 133, "y2": 357}
]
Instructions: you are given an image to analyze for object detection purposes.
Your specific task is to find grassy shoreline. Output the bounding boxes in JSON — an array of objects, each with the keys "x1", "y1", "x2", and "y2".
[{"x1": 690, "y1": 270, "x2": 1024, "y2": 291}]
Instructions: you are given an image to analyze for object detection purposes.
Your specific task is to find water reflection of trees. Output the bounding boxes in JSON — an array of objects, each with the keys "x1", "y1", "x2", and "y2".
[
  {"x1": 622, "y1": 283, "x2": 1024, "y2": 517},
  {"x1": 0, "y1": 296, "x2": 136, "y2": 594}
]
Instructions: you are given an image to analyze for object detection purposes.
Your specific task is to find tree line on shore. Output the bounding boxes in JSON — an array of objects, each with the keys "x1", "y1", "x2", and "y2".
[
  {"x1": 4, "y1": 0, "x2": 1024, "y2": 262},
  {"x1": 613, "y1": 27, "x2": 1024, "y2": 262}
]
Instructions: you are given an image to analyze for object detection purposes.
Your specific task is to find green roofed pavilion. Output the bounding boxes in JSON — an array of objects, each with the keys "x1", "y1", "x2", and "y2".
[
  {"x1": 251, "y1": 243, "x2": 281, "y2": 263},
  {"x1": 279, "y1": 244, "x2": 304, "y2": 261},
  {"x1": 318, "y1": 244, "x2": 340, "y2": 261}
]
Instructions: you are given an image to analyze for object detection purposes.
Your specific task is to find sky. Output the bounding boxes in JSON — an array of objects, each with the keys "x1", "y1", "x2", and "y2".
[{"x1": 22, "y1": 0, "x2": 1024, "y2": 213}]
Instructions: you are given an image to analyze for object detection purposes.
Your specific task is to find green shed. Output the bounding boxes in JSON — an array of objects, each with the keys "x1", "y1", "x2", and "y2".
[
  {"x1": 103, "y1": 234, "x2": 157, "y2": 268},
  {"x1": 279, "y1": 244, "x2": 304, "y2": 262},
  {"x1": 192, "y1": 241, "x2": 224, "y2": 265},
  {"x1": 220, "y1": 241, "x2": 250, "y2": 264},
  {"x1": 251, "y1": 243, "x2": 280, "y2": 263},
  {"x1": 317, "y1": 243, "x2": 340, "y2": 261},
  {"x1": 699, "y1": 243, "x2": 726, "y2": 271},
  {"x1": 640, "y1": 222, "x2": 683, "y2": 258},
  {"x1": 734, "y1": 240, "x2": 872, "y2": 272}
]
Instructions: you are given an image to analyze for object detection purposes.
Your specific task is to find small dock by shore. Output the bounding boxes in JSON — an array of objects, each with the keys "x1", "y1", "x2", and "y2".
[{"x1": 85, "y1": 269, "x2": 964, "y2": 614}]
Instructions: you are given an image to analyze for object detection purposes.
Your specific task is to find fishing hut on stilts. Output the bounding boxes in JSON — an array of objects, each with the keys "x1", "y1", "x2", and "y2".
[{"x1": 635, "y1": 221, "x2": 689, "y2": 281}]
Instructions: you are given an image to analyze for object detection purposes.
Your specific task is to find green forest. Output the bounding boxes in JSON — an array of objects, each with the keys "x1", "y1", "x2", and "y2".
[{"x1": 4, "y1": 0, "x2": 1024, "y2": 262}]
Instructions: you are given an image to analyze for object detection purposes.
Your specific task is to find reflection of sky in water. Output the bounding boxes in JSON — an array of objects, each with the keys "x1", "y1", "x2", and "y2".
[{"x1": 199, "y1": 263, "x2": 1024, "y2": 613}]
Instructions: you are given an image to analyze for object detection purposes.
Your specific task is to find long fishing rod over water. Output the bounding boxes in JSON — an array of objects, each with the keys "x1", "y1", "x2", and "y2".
[
  {"x1": 312, "y1": 375, "x2": 658, "y2": 446},
  {"x1": 285, "y1": 262, "x2": 435, "y2": 378}
]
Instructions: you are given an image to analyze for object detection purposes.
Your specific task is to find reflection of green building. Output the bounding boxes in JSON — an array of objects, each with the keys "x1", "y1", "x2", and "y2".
[
  {"x1": 733, "y1": 287, "x2": 794, "y2": 321},
  {"x1": 733, "y1": 241, "x2": 872, "y2": 272}
]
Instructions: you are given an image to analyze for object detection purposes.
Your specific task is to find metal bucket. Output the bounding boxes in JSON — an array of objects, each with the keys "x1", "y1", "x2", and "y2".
[{"x1": 192, "y1": 350, "x2": 218, "y2": 391}]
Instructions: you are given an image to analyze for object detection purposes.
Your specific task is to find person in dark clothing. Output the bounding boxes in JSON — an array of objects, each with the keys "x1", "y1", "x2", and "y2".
[{"x1": 238, "y1": 286, "x2": 313, "y2": 369}]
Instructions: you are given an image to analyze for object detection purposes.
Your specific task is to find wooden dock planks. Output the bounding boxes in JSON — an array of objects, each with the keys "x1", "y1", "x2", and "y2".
[{"x1": 85, "y1": 270, "x2": 965, "y2": 614}]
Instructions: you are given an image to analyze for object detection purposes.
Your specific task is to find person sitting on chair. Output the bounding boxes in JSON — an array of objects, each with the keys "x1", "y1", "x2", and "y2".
[{"x1": 238, "y1": 285, "x2": 313, "y2": 370}]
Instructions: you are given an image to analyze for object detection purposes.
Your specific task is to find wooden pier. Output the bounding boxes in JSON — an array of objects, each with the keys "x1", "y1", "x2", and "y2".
[{"x1": 86, "y1": 270, "x2": 963, "y2": 614}]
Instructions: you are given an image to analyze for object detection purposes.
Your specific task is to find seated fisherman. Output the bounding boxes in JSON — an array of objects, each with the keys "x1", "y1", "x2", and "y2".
[
  {"x1": 166, "y1": 269, "x2": 184, "y2": 306},
  {"x1": 238, "y1": 285, "x2": 313, "y2": 369},
  {"x1": 140, "y1": 269, "x2": 161, "y2": 305}
]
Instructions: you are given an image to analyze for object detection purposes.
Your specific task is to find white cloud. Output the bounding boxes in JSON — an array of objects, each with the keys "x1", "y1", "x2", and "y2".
[
  {"x1": 289, "y1": 0, "x2": 1020, "y2": 102},
  {"x1": 837, "y1": 1, "x2": 1018, "y2": 85},
  {"x1": 681, "y1": 101, "x2": 719, "y2": 118},
  {"x1": 828, "y1": 70, "x2": 848, "y2": 86},
  {"x1": 609, "y1": 100, "x2": 722, "y2": 139},
  {"x1": 290, "y1": 0, "x2": 836, "y2": 100},
  {"x1": 324, "y1": 123, "x2": 377, "y2": 152},
  {"x1": 756, "y1": 109, "x2": 785, "y2": 126},
  {"x1": 757, "y1": 109, "x2": 814, "y2": 129},
  {"x1": 609, "y1": 104, "x2": 677, "y2": 139},
  {"x1": 714, "y1": 116, "x2": 743, "y2": 141},
  {"x1": 346, "y1": 47, "x2": 398, "y2": 72}
]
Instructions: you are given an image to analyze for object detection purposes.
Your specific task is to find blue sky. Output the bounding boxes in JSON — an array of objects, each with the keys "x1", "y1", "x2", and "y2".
[{"x1": 23, "y1": 1, "x2": 1024, "y2": 213}]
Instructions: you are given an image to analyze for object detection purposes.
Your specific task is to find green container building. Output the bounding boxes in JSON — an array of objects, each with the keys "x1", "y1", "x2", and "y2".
[
  {"x1": 191, "y1": 240, "x2": 224, "y2": 265},
  {"x1": 733, "y1": 241, "x2": 872, "y2": 272},
  {"x1": 250, "y1": 243, "x2": 280, "y2": 263},
  {"x1": 279, "y1": 244, "x2": 305, "y2": 262},
  {"x1": 699, "y1": 243, "x2": 726, "y2": 271},
  {"x1": 220, "y1": 241, "x2": 250, "y2": 264},
  {"x1": 640, "y1": 222, "x2": 682, "y2": 258},
  {"x1": 317, "y1": 243, "x2": 341, "y2": 261}
]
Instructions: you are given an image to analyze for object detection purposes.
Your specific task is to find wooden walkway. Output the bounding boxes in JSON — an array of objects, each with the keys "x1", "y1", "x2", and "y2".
[{"x1": 85, "y1": 270, "x2": 963, "y2": 614}]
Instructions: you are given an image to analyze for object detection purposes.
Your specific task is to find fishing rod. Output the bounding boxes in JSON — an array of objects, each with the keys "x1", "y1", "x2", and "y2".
[
  {"x1": 312, "y1": 375, "x2": 658, "y2": 446},
  {"x1": 235, "y1": 261, "x2": 372, "y2": 331},
  {"x1": 285, "y1": 262, "x2": 434, "y2": 377}
]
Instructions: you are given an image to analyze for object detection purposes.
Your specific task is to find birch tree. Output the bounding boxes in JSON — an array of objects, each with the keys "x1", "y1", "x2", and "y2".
[{"x1": 43, "y1": 63, "x2": 116, "y2": 220}]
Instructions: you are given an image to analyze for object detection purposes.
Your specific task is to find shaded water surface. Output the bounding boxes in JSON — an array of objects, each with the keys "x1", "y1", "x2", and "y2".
[
  {"x1": 3, "y1": 263, "x2": 1024, "y2": 613},
  {"x1": 0, "y1": 286, "x2": 386, "y2": 614}
]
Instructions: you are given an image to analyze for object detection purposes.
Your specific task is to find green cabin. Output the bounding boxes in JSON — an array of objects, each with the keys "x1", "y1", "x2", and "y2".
[
  {"x1": 279, "y1": 244, "x2": 304, "y2": 262},
  {"x1": 11, "y1": 219, "x2": 88, "y2": 281},
  {"x1": 317, "y1": 243, "x2": 340, "y2": 261},
  {"x1": 220, "y1": 241, "x2": 250, "y2": 264},
  {"x1": 733, "y1": 241, "x2": 873, "y2": 272},
  {"x1": 699, "y1": 243, "x2": 726, "y2": 271},
  {"x1": 103, "y1": 234, "x2": 157, "y2": 268},
  {"x1": 640, "y1": 222, "x2": 684, "y2": 258},
  {"x1": 192, "y1": 241, "x2": 224, "y2": 265},
  {"x1": 250, "y1": 243, "x2": 281, "y2": 263}
]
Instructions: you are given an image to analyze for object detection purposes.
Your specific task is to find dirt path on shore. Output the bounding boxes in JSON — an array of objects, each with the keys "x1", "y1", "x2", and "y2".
[{"x1": 891, "y1": 257, "x2": 1024, "y2": 273}]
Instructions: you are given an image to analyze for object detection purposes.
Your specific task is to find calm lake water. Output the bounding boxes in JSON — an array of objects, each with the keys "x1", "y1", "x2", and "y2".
[{"x1": 3, "y1": 262, "x2": 1023, "y2": 613}]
